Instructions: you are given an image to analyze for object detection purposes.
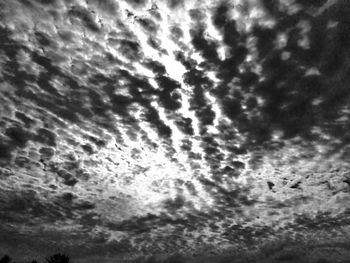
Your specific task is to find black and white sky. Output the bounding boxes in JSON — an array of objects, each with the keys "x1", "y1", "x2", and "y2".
[{"x1": 0, "y1": 0, "x2": 350, "y2": 262}]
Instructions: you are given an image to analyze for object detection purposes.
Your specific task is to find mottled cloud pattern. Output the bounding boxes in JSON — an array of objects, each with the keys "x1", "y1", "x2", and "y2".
[{"x1": 0, "y1": 0, "x2": 350, "y2": 262}]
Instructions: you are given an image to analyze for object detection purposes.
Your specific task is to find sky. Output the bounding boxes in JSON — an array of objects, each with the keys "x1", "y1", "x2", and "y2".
[{"x1": 0, "y1": 0, "x2": 350, "y2": 262}]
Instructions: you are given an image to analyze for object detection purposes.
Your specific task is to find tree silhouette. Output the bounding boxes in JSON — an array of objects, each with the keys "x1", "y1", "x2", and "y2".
[
  {"x1": 0, "y1": 255, "x2": 11, "y2": 263},
  {"x1": 45, "y1": 254, "x2": 70, "y2": 263}
]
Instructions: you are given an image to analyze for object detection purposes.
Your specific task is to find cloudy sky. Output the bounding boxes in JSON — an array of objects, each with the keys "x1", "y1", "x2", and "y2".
[{"x1": 0, "y1": 0, "x2": 350, "y2": 262}]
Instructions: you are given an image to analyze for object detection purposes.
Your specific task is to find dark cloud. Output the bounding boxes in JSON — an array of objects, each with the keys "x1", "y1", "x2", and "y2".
[
  {"x1": 274, "y1": 252, "x2": 300, "y2": 261},
  {"x1": 85, "y1": 135, "x2": 106, "y2": 148},
  {"x1": 293, "y1": 211, "x2": 350, "y2": 231},
  {"x1": 14, "y1": 156, "x2": 38, "y2": 169},
  {"x1": 34, "y1": 128, "x2": 57, "y2": 147},
  {"x1": 190, "y1": 27, "x2": 220, "y2": 64},
  {"x1": 222, "y1": 20, "x2": 240, "y2": 48},
  {"x1": 72, "y1": 200, "x2": 95, "y2": 210},
  {"x1": 88, "y1": 90, "x2": 109, "y2": 116},
  {"x1": 196, "y1": 106, "x2": 216, "y2": 127},
  {"x1": 188, "y1": 9, "x2": 205, "y2": 22},
  {"x1": 68, "y1": 6, "x2": 101, "y2": 33},
  {"x1": 163, "y1": 194, "x2": 186, "y2": 212},
  {"x1": 175, "y1": 117, "x2": 194, "y2": 135},
  {"x1": 156, "y1": 75, "x2": 182, "y2": 111},
  {"x1": 81, "y1": 144, "x2": 94, "y2": 155},
  {"x1": 144, "y1": 106, "x2": 172, "y2": 138},
  {"x1": 144, "y1": 60, "x2": 166, "y2": 75},
  {"x1": 5, "y1": 126, "x2": 32, "y2": 147},
  {"x1": 196, "y1": 0, "x2": 350, "y2": 157},
  {"x1": 0, "y1": 142, "x2": 13, "y2": 160},
  {"x1": 34, "y1": 31, "x2": 53, "y2": 47},
  {"x1": 182, "y1": 67, "x2": 217, "y2": 129},
  {"x1": 231, "y1": 161, "x2": 245, "y2": 170},
  {"x1": 252, "y1": 25, "x2": 277, "y2": 59},
  {"x1": 118, "y1": 39, "x2": 142, "y2": 60},
  {"x1": 267, "y1": 181, "x2": 275, "y2": 191},
  {"x1": 221, "y1": 97, "x2": 243, "y2": 120},
  {"x1": 31, "y1": 52, "x2": 60, "y2": 74},
  {"x1": 166, "y1": 0, "x2": 184, "y2": 10},
  {"x1": 33, "y1": 0, "x2": 57, "y2": 5},
  {"x1": 260, "y1": 0, "x2": 281, "y2": 16},
  {"x1": 127, "y1": 0, "x2": 148, "y2": 8},
  {"x1": 217, "y1": 45, "x2": 247, "y2": 82},
  {"x1": 15, "y1": 111, "x2": 35, "y2": 128},
  {"x1": 136, "y1": 17, "x2": 158, "y2": 33},
  {"x1": 37, "y1": 72, "x2": 60, "y2": 95},
  {"x1": 88, "y1": 0, "x2": 119, "y2": 15},
  {"x1": 294, "y1": 0, "x2": 328, "y2": 8},
  {"x1": 212, "y1": 1, "x2": 231, "y2": 29},
  {"x1": 163, "y1": 254, "x2": 188, "y2": 263},
  {"x1": 0, "y1": 190, "x2": 69, "y2": 222},
  {"x1": 110, "y1": 94, "x2": 134, "y2": 114}
]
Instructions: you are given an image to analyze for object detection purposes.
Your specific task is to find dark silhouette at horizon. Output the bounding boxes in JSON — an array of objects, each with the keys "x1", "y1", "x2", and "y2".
[
  {"x1": 0, "y1": 255, "x2": 11, "y2": 263},
  {"x1": 0, "y1": 254, "x2": 70, "y2": 263}
]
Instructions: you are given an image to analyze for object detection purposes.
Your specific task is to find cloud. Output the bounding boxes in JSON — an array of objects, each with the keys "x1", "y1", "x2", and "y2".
[{"x1": 0, "y1": 0, "x2": 350, "y2": 261}]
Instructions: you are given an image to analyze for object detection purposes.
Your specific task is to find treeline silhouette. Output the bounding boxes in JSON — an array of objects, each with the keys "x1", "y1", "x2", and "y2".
[{"x1": 0, "y1": 253, "x2": 69, "y2": 263}]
